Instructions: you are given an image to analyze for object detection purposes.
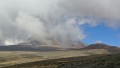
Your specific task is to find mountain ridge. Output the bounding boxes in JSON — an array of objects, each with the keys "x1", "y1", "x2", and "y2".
[{"x1": 82, "y1": 43, "x2": 120, "y2": 54}]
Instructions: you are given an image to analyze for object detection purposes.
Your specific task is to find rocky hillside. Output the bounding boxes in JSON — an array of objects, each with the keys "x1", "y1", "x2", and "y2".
[{"x1": 82, "y1": 43, "x2": 120, "y2": 53}]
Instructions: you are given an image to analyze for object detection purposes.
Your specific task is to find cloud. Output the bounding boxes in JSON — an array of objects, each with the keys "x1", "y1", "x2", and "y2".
[
  {"x1": 62, "y1": 0, "x2": 120, "y2": 27},
  {"x1": 0, "y1": 0, "x2": 85, "y2": 46},
  {"x1": 95, "y1": 40, "x2": 102, "y2": 44},
  {"x1": 4, "y1": 39, "x2": 24, "y2": 45},
  {"x1": 0, "y1": 0, "x2": 120, "y2": 45}
]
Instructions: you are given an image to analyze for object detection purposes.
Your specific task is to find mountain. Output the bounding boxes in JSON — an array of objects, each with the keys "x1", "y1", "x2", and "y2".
[
  {"x1": 0, "y1": 40, "x2": 86, "y2": 51},
  {"x1": 24, "y1": 40, "x2": 87, "y2": 49},
  {"x1": 0, "y1": 45, "x2": 60, "y2": 51},
  {"x1": 0, "y1": 41, "x2": 119, "y2": 52},
  {"x1": 82, "y1": 43, "x2": 120, "y2": 53}
]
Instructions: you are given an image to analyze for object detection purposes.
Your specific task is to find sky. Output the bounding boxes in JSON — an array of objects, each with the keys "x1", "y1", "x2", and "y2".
[
  {"x1": 0, "y1": 0, "x2": 120, "y2": 47},
  {"x1": 82, "y1": 23, "x2": 120, "y2": 46}
]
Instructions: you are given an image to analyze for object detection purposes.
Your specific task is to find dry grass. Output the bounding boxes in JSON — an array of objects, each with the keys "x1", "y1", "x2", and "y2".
[{"x1": 0, "y1": 49, "x2": 109, "y2": 67}]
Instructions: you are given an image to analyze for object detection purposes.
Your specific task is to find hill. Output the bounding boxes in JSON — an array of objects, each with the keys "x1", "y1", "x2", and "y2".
[
  {"x1": 0, "y1": 43, "x2": 119, "y2": 67},
  {"x1": 82, "y1": 43, "x2": 120, "y2": 53}
]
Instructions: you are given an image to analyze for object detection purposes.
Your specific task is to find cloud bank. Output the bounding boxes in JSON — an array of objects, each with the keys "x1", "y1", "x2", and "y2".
[{"x1": 0, "y1": 0, "x2": 120, "y2": 45}]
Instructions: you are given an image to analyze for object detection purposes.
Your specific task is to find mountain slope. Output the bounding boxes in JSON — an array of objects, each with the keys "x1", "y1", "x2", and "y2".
[
  {"x1": 2, "y1": 53, "x2": 120, "y2": 68},
  {"x1": 0, "y1": 40, "x2": 86, "y2": 51},
  {"x1": 82, "y1": 43, "x2": 120, "y2": 53},
  {"x1": 0, "y1": 45, "x2": 59, "y2": 51}
]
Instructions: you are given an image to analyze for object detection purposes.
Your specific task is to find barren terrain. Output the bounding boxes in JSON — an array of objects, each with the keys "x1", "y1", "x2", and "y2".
[{"x1": 0, "y1": 49, "x2": 109, "y2": 67}]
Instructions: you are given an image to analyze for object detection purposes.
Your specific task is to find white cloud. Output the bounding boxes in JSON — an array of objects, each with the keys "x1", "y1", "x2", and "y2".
[
  {"x1": 0, "y1": 0, "x2": 85, "y2": 46},
  {"x1": 0, "y1": 0, "x2": 120, "y2": 45},
  {"x1": 62, "y1": 0, "x2": 120, "y2": 27},
  {"x1": 96, "y1": 40, "x2": 102, "y2": 44}
]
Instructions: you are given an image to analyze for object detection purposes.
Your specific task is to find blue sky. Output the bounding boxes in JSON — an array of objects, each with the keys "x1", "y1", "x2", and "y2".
[{"x1": 82, "y1": 23, "x2": 120, "y2": 46}]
